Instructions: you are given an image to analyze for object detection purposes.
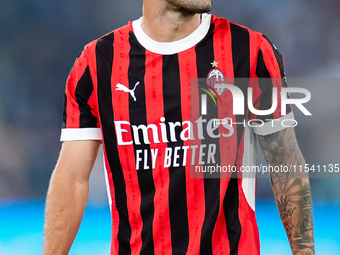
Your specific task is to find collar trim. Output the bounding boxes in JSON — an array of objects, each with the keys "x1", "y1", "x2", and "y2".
[{"x1": 132, "y1": 14, "x2": 211, "y2": 55}]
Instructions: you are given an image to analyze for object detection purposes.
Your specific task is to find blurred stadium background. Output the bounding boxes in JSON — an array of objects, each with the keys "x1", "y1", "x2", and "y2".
[{"x1": 1, "y1": 0, "x2": 340, "y2": 254}]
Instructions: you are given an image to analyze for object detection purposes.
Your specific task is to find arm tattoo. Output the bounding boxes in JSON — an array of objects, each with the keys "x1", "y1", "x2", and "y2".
[{"x1": 258, "y1": 127, "x2": 315, "y2": 255}]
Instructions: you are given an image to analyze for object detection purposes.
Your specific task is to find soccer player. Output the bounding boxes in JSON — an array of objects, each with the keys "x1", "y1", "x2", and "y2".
[{"x1": 43, "y1": 0, "x2": 315, "y2": 254}]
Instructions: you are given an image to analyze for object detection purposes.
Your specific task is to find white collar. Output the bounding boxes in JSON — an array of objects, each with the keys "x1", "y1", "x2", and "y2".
[{"x1": 132, "y1": 13, "x2": 211, "y2": 55}]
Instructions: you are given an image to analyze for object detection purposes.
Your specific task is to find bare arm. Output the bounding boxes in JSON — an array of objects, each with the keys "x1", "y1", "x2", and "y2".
[
  {"x1": 43, "y1": 140, "x2": 101, "y2": 255},
  {"x1": 258, "y1": 127, "x2": 315, "y2": 255}
]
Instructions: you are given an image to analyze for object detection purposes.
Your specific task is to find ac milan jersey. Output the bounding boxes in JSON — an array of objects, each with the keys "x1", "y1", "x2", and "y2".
[{"x1": 61, "y1": 14, "x2": 293, "y2": 255}]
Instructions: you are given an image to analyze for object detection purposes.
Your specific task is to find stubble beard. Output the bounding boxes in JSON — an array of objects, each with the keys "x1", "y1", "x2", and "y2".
[{"x1": 165, "y1": 0, "x2": 213, "y2": 15}]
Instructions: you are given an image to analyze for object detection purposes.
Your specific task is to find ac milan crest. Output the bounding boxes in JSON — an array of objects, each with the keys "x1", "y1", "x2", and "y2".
[{"x1": 207, "y1": 60, "x2": 226, "y2": 97}]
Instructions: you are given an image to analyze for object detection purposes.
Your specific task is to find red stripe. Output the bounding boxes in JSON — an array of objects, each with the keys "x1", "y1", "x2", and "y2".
[
  {"x1": 214, "y1": 18, "x2": 237, "y2": 179},
  {"x1": 189, "y1": 70, "x2": 203, "y2": 180},
  {"x1": 178, "y1": 48, "x2": 206, "y2": 254},
  {"x1": 111, "y1": 28, "x2": 143, "y2": 254},
  {"x1": 144, "y1": 50, "x2": 172, "y2": 255},
  {"x1": 237, "y1": 183, "x2": 260, "y2": 255},
  {"x1": 212, "y1": 208, "x2": 229, "y2": 255},
  {"x1": 249, "y1": 31, "x2": 261, "y2": 79}
]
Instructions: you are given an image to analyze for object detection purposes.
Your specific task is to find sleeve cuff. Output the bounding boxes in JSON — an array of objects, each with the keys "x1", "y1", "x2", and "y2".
[
  {"x1": 60, "y1": 128, "x2": 102, "y2": 141},
  {"x1": 252, "y1": 112, "x2": 295, "y2": 136}
]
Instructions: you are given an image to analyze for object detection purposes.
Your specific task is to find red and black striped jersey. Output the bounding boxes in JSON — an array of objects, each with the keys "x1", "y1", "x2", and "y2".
[{"x1": 61, "y1": 14, "x2": 293, "y2": 255}]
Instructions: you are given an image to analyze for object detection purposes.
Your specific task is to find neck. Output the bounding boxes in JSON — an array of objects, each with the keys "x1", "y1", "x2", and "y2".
[{"x1": 141, "y1": 0, "x2": 202, "y2": 42}]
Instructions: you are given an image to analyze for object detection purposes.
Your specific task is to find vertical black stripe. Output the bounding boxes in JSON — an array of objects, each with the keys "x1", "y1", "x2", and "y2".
[
  {"x1": 230, "y1": 22, "x2": 250, "y2": 139},
  {"x1": 256, "y1": 49, "x2": 274, "y2": 121},
  {"x1": 230, "y1": 22, "x2": 250, "y2": 150},
  {"x1": 75, "y1": 66, "x2": 98, "y2": 128},
  {"x1": 262, "y1": 35, "x2": 285, "y2": 78},
  {"x1": 96, "y1": 33, "x2": 132, "y2": 255},
  {"x1": 128, "y1": 32, "x2": 155, "y2": 255},
  {"x1": 223, "y1": 178, "x2": 240, "y2": 254},
  {"x1": 162, "y1": 54, "x2": 189, "y2": 254},
  {"x1": 224, "y1": 22, "x2": 251, "y2": 255},
  {"x1": 259, "y1": 36, "x2": 292, "y2": 115},
  {"x1": 231, "y1": 24, "x2": 251, "y2": 80},
  {"x1": 196, "y1": 23, "x2": 221, "y2": 255}
]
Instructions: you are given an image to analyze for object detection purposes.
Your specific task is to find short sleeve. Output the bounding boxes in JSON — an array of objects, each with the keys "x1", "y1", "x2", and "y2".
[
  {"x1": 60, "y1": 46, "x2": 101, "y2": 141},
  {"x1": 251, "y1": 34, "x2": 294, "y2": 136}
]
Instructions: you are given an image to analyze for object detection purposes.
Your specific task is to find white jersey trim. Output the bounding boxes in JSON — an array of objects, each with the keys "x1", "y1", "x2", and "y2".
[
  {"x1": 60, "y1": 128, "x2": 102, "y2": 141},
  {"x1": 241, "y1": 124, "x2": 257, "y2": 212},
  {"x1": 132, "y1": 14, "x2": 211, "y2": 55},
  {"x1": 252, "y1": 112, "x2": 295, "y2": 136}
]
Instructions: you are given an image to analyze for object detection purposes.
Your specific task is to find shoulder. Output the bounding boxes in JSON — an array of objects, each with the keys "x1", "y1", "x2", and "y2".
[
  {"x1": 212, "y1": 15, "x2": 282, "y2": 59},
  {"x1": 82, "y1": 22, "x2": 132, "y2": 56},
  {"x1": 211, "y1": 15, "x2": 263, "y2": 41}
]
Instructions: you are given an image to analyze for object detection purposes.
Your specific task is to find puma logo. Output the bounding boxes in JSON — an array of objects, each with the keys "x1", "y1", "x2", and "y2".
[{"x1": 116, "y1": 81, "x2": 140, "y2": 101}]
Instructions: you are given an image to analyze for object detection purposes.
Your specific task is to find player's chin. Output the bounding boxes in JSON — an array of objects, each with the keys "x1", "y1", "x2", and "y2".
[
  {"x1": 183, "y1": 0, "x2": 212, "y2": 14},
  {"x1": 185, "y1": 5, "x2": 212, "y2": 14},
  {"x1": 195, "y1": 3, "x2": 213, "y2": 13}
]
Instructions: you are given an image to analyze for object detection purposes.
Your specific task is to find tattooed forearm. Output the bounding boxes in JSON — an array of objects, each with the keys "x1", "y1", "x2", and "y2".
[{"x1": 258, "y1": 127, "x2": 315, "y2": 255}]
